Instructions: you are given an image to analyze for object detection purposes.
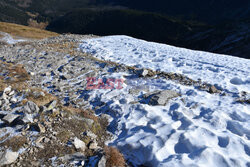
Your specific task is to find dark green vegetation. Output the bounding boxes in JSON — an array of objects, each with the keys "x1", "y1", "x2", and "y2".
[{"x1": 0, "y1": 0, "x2": 249, "y2": 58}]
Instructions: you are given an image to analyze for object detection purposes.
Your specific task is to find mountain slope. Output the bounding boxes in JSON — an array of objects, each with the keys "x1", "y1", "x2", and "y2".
[{"x1": 79, "y1": 35, "x2": 250, "y2": 166}]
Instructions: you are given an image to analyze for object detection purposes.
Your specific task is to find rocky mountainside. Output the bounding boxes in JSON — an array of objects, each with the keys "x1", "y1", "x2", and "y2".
[
  {"x1": 0, "y1": 27, "x2": 249, "y2": 166},
  {"x1": 0, "y1": 34, "x2": 127, "y2": 166}
]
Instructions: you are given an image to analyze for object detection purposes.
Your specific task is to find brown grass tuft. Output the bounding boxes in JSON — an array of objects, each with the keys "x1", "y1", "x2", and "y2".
[
  {"x1": 61, "y1": 105, "x2": 98, "y2": 122},
  {"x1": 0, "y1": 61, "x2": 30, "y2": 91},
  {"x1": 26, "y1": 88, "x2": 57, "y2": 107},
  {"x1": 0, "y1": 21, "x2": 59, "y2": 39},
  {"x1": 0, "y1": 136, "x2": 27, "y2": 152},
  {"x1": 104, "y1": 146, "x2": 126, "y2": 167}
]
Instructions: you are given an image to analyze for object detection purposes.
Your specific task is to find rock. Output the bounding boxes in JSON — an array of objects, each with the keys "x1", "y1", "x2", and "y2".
[
  {"x1": 32, "y1": 91, "x2": 45, "y2": 98},
  {"x1": 0, "y1": 150, "x2": 19, "y2": 165},
  {"x1": 21, "y1": 113, "x2": 33, "y2": 123},
  {"x1": 37, "y1": 123, "x2": 46, "y2": 133},
  {"x1": 73, "y1": 137, "x2": 86, "y2": 152},
  {"x1": 88, "y1": 140, "x2": 98, "y2": 150},
  {"x1": 137, "y1": 69, "x2": 148, "y2": 77},
  {"x1": 30, "y1": 123, "x2": 46, "y2": 133},
  {"x1": 47, "y1": 100, "x2": 57, "y2": 110},
  {"x1": 85, "y1": 130, "x2": 97, "y2": 140},
  {"x1": 59, "y1": 152, "x2": 85, "y2": 164},
  {"x1": 35, "y1": 137, "x2": 45, "y2": 149},
  {"x1": 2, "y1": 114, "x2": 19, "y2": 124},
  {"x1": 23, "y1": 101, "x2": 39, "y2": 113},
  {"x1": 10, "y1": 97, "x2": 17, "y2": 103},
  {"x1": 8, "y1": 91, "x2": 15, "y2": 96},
  {"x1": 82, "y1": 118, "x2": 94, "y2": 127},
  {"x1": 98, "y1": 155, "x2": 106, "y2": 167},
  {"x1": 209, "y1": 85, "x2": 219, "y2": 94},
  {"x1": 3, "y1": 86, "x2": 12, "y2": 95},
  {"x1": 144, "y1": 90, "x2": 180, "y2": 106}
]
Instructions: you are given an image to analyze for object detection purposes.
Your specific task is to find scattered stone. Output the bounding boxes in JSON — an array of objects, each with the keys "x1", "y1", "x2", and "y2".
[
  {"x1": 209, "y1": 85, "x2": 219, "y2": 94},
  {"x1": 85, "y1": 130, "x2": 97, "y2": 140},
  {"x1": 88, "y1": 140, "x2": 98, "y2": 150},
  {"x1": 2, "y1": 114, "x2": 19, "y2": 124},
  {"x1": 136, "y1": 69, "x2": 148, "y2": 77},
  {"x1": 47, "y1": 100, "x2": 57, "y2": 110},
  {"x1": 144, "y1": 90, "x2": 180, "y2": 106},
  {"x1": 32, "y1": 91, "x2": 45, "y2": 98},
  {"x1": 23, "y1": 101, "x2": 39, "y2": 113},
  {"x1": 59, "y1": 152, "x2": 85, "y2": 164},
  {"x1": 21, "y1": 113, "x2": 33, "y2": 123},
  {"x1": 10, "y1": 97, "x2": 17, "y2": 103},
  {"x1": 30, "y1": 123, "x2": 46, "y2": 133},
  {"x1": 82, "y1": 118, "x2": 94, "y2": 127},
  {"x1": 98, "y1": 155, "x2": 106, "y2": 167},
  {"x1": 4, "y1": 86, "x2": 12, "y2": 95},
  {"x1": 8, "y1": 91, "x2": 15, "y2": 96},
  {"x1": 0, "y1": 150, "x2": 19, "y2": 165},
  {"x1": 73, "y1": 137, "x2": 86, "y2": 152}
]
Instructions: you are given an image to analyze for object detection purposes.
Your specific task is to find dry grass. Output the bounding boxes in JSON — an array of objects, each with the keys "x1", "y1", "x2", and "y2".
[
  {"x1": 61, "y1": 105, "x2": 98, "y2": 122},
  {"x1": 0, "y1": 61, "x2": 30, "y2": 91},
  {"x1": 0, "y1": 136, "x2": 27, "y2": 152},
  {"x1": 0, "y1": 22, "x2": 59, "y2": 39},
  {"x1": 104, "y1": 146, "x2": 126, "y2": 167},
  {"x1": 25, "y1": 88, "x2": 57, "y2": 107}
]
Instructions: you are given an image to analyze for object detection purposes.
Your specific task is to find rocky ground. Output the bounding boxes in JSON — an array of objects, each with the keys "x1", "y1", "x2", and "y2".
[
  {"x1": 0, "y1": 33, "x2": 249, "y2": 166},
  {"x1": 0, "y1": 34, "x2": 126, "y2": 166}
]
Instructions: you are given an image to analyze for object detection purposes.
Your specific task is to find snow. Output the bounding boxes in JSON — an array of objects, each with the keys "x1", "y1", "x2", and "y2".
[
  {"x1": 79, "y1": 36, "x2": 250, "y2": 166},
  {"x1": 0, "y1": 32, "x2": 26, "y2": 44},
  {"x1": 80, "y1": 35, "x2": 250, "y2": 93}
]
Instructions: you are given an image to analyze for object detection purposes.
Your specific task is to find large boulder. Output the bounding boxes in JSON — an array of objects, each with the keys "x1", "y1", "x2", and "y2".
[
  {"x1": 23, "y1": 101, "x2": 39, "y2": 113},
  {"x1": 143, "y1": 90, "x2": 180, "y2": 106},
  {"x1": 2, "y1": 114, "x2": 20, "y2": 124},
  {"x1": 0, "y1": 150, "x2": 19, "y2": 165}
]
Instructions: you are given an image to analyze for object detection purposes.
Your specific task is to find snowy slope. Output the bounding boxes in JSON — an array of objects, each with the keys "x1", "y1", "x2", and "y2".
[
  {"x1": 0, "y1": 32, "x2": 26, "y2": 44},
  {"x1": 80, "y1": 35, "x2": 250, "y2": 93},
  {"x1": 80, "y1": 36, "x2": 250, "y2": 167}
]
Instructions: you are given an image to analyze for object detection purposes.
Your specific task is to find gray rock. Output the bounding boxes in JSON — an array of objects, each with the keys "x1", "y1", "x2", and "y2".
[
  {"x1": 145, "y1": 90, "x2": 180, "y2": 106},
  {"x1": 2, "y1": 114, "x2": 20, "y2": 124},
  {"x1": 10, "y1": 97, "x2": 17, "y2": 103},
  {"x1": 8, "y1": 91, "x2": 15, "y2": 96},
  {"x1": 23, "y1": 101, "x2": 39, "y2": 113},
  {"x1": 88, "y1": 140, "x2": 98, "y2": 150},
  {"x1": 32, "y1": 91, "x2": 45, "y2": 98},
  {"x1": 85, "y1": 130, "x2": 97, "y2": 140},
  {"x1": 73, "y1": 137, "x2": 86, "y2": 152},
  {"x1": 30, "y1": 123, "x2": 46, "y2": 133},
  {"x1": 59, "y1": 152, "x2": 85, "y2": 164},
  {"x1": 209, "y1": 85, "x2": 219, "y2": 94},
  {"x1": 22, "y1": 113, "x2": 33, "y2": 123},
  {"x1": 3, "y1": 86, "x2": 12, "y2": 95},
  {"x1": 0, "y1": 150, "x2": 19, "y2": 165},
  {"x1": 83, "y1": 118, "x2": 94, "y2": 127},
  {"x1": 137, "y1": 69, "x2": 148, "y2": 77},
  {"x1": 47, "y1": 100, "x2": 57, "y2": 110},
  {"x1": 98, "y1": 155, "x2": 106, "y2": 167}
]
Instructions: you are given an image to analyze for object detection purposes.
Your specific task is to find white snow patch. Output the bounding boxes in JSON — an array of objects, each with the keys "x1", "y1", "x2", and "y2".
[
  {"x1": 80, "y1": 35, "x2": 250, "y2": 93},
  {"x1": 78, "y1": 36, "x2": 250, "y2": 167},
  {"x1": 0, "y1": 32, "x2": 26, "y2": 44}
]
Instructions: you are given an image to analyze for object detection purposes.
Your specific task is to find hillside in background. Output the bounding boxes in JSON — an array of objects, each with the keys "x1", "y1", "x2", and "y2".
[{"x1": 0, "y1": 0, "x2": 249, "y2": 58}]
